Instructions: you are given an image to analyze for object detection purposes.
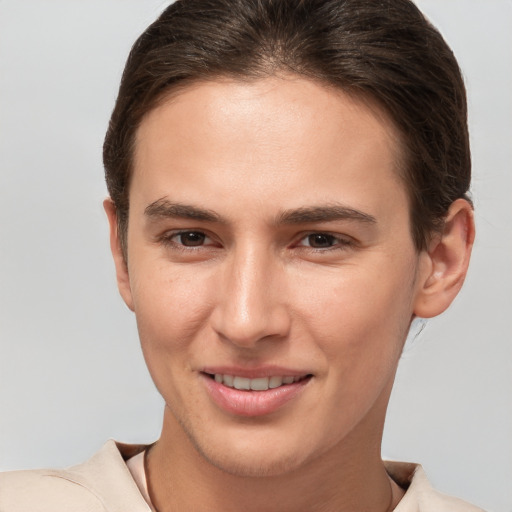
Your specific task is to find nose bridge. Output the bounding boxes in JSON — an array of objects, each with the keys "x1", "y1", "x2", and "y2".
[{"x1": 212, "y1": 240, "x2": 289, "y2": 346}]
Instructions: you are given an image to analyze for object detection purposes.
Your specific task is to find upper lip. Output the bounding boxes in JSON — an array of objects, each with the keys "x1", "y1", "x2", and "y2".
[{"x1": 200, "y1": 366, "x2": 312, "y2": 379}]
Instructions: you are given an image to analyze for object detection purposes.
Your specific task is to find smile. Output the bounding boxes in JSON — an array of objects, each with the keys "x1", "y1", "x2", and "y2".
[
  {"x1": 202, "y1": 371, "x2": 312, "y2": 416},
  {"x1": 211, "y1": 374, "x2": 308, "y2": 391}
]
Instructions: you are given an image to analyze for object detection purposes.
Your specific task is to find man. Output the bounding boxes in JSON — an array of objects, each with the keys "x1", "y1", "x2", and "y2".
[{"x1": 1, "y1": 1, "x2": 484, "y2": 510}]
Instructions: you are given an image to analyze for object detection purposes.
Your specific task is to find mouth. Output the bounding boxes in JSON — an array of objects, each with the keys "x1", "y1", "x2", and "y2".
[
  {"x1": 205, "y1": 373, "x2": 311, "y2": 391},
  {"x1": 201, "y1": 371, "x2": 313, "y2": 417}
]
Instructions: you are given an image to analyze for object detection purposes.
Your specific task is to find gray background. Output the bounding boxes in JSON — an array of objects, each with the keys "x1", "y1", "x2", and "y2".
[{"x1": 0, "y1": 1, "x2": 510, "y2": 511}]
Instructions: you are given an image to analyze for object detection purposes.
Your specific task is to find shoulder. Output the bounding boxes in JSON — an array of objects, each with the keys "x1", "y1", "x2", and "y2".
[
  {"x1": 0, "y1": 468, "x2": 104, "y2": 512},
  {"x1": 0, "y1": 440, "x2": 151, "y2": 512},
  {"x1": 386, "y1": 461, "x2": 486, "y2": 512}
]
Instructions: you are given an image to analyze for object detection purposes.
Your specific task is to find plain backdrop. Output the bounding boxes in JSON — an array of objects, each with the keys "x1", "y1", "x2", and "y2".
[{"x1": 0, "y1": 1, "x2": 510, "y2": 511}]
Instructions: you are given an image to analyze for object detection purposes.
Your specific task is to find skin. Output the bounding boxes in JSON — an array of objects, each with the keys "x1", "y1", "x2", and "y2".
[{"x1": 105, "y1": 75, "x2": 474, "y2": 512}]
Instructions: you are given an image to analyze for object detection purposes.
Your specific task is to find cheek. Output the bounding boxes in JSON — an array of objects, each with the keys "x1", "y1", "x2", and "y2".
[
  {"x1": 130, "y1": 263, "x2": 214, "y2": 355},
  {"x1": 129, "y1": 265, "x2": 217, "y2": 406},
  {"x1": 290, "y1": 263, "x2": 416, "y2": 432},
  {"x1": 290, "y1": 258, "x2": 416, "y2": 365}
]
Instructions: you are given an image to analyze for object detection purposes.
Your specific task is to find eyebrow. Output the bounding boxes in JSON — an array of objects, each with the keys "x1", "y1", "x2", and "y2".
[
  {"x1": 276, "y1": 204, "x2": 377, "y2": 225},
  {"x1": 145, "y1": 199, "x2": 223, "y2": 223},
  {"x1": 144, "y1": 199, "x2": 376, "y2": 226}
]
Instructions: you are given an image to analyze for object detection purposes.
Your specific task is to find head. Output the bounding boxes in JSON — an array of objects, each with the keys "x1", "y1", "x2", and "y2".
[
  {"x1": 104, "y1": 0, "x2": 471, "y2": 259},
  {"x1": 102, "y1": 0, "x2": 474, "y2": 479}
]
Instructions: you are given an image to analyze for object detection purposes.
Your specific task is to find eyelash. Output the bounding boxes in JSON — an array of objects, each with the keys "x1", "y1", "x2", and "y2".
[
  {"x1": 158, "y1": 230, "x2": 354, "y2": 252},
  {"x1": 295, "y1": 232, "x2": 354, "y2": 251},
  {"x1": 158, "y1": 230, "x2": 218, "y2": 251}
]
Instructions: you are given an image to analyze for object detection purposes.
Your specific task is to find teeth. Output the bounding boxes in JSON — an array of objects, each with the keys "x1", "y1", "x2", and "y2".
[
  {"x1": 250, "y1": 377, "x2": 269, "y2": 390},
  {"x1": 269, "y1": 376, "x2": 283, "y2": 389},
  {"x1": 233, "y1": 376, "x2": 250, "y2": 390},
  {"x1": 212, "y1": 374, "x2": 306, "y2": 391}
]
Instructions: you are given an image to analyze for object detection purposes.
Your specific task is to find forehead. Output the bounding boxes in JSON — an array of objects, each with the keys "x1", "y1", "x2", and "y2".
[
  {"x1": 131, "y1": 76, "x2": 406, "y2": 222},
  {"x1": 135, "y1": 76, "x2": 401, "y2": 160}
]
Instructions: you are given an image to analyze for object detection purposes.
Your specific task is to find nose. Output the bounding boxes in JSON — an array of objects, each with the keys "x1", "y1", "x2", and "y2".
[{"x1": 210, "y1": 245, "x2": 291, "y2": 348}]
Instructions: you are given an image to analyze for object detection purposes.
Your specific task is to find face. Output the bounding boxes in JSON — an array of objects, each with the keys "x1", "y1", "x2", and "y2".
[{"x1": 112, "y1": 76, "x2": 432, "y2": 476}]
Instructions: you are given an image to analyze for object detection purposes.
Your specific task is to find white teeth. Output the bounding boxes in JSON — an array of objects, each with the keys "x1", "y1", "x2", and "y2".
[
  {"x1": 269, "y1": 376, "x2": 283, "y2": 388},
  {"x1": 233, "y1": 376, "x2": 251, "y2": 390},
  {"x1": 250, "y1": 377, "x2": 269, "y2": 390},
  {"x1": 212, "y1": 374, "x2": 306, "y2": 391}
]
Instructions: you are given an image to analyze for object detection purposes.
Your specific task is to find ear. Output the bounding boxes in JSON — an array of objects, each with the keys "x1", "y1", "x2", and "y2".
[
  {"x1": 103, "y1": 198, "x2": 135, "y2": 311},
  {"x1": 413, "y1": 198, "x2": 475, "y2": 318}
]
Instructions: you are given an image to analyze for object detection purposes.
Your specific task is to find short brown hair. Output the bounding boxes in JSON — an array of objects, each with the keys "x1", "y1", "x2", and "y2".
[{"x1": 103, "y1": 0, "x2": 471, "y2": 255}]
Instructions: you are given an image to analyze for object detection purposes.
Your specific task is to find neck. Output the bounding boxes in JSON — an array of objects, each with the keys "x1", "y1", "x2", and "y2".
[{"x1": 146, "y1": 405, "x2": 403, "y2": 512}]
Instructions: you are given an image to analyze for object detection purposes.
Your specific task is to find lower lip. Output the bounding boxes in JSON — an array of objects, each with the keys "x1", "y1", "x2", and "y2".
[{"x1": 201, "y1": 374, "x2": 311, "y2": 417}]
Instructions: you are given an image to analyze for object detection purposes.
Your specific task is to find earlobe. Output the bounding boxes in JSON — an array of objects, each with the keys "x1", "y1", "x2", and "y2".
[
  {"x1": 413, "y1": 199, "x2": 475, "y2": 318},
  {"x1": 103, "y1": 198, "x2": 135, "y2": 312}
]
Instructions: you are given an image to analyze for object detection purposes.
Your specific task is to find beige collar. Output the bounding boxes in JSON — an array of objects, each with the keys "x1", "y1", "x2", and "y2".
[{"x1": 42, "y1": 440, "x2": 150, "y2": 512}]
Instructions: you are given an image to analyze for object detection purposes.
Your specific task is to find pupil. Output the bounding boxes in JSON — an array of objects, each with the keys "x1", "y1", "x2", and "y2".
[
  {"x1": 309, "y1": 234, "x2": 334, "y2": 248},
  {"x1": 181, "y1": 232, "x2": 205, "y2": 246}
]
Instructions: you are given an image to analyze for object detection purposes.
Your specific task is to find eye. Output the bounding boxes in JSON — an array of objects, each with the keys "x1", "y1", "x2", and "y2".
[
  {"x1": 160, "y1": 230, "x2": 217, "y2": 249},
  {"x1": 303, "y1": 233, "x2": 337, "y2": 248},
  {"x1": 174, "y1": 231, "x2": 207, "y2": 247},
  {"x1": 296, "y1": 232, "x2": 353, "y2": 250}
]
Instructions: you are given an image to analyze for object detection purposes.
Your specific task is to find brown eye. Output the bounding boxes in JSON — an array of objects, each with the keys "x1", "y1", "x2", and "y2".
[
  {"x1": 177, "y1": 232, "x2": 206, "y2": 246},
  {"x1": 306, "y1": 233, "x2": 337, "y2": 248}
]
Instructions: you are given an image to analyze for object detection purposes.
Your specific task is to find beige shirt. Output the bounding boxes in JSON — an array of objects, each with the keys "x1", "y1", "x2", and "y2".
[{"x1": 0, "y1": 440, "x2": 485, "y2": 511}]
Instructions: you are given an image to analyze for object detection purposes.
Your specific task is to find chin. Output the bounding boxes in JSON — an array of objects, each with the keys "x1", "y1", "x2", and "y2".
[
  {"x1": 178, "y1": 418, "x2": 314, "y2": 478},
  {"x1": 196, "y1": 441, "x2": 308, "y2": 478}
]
